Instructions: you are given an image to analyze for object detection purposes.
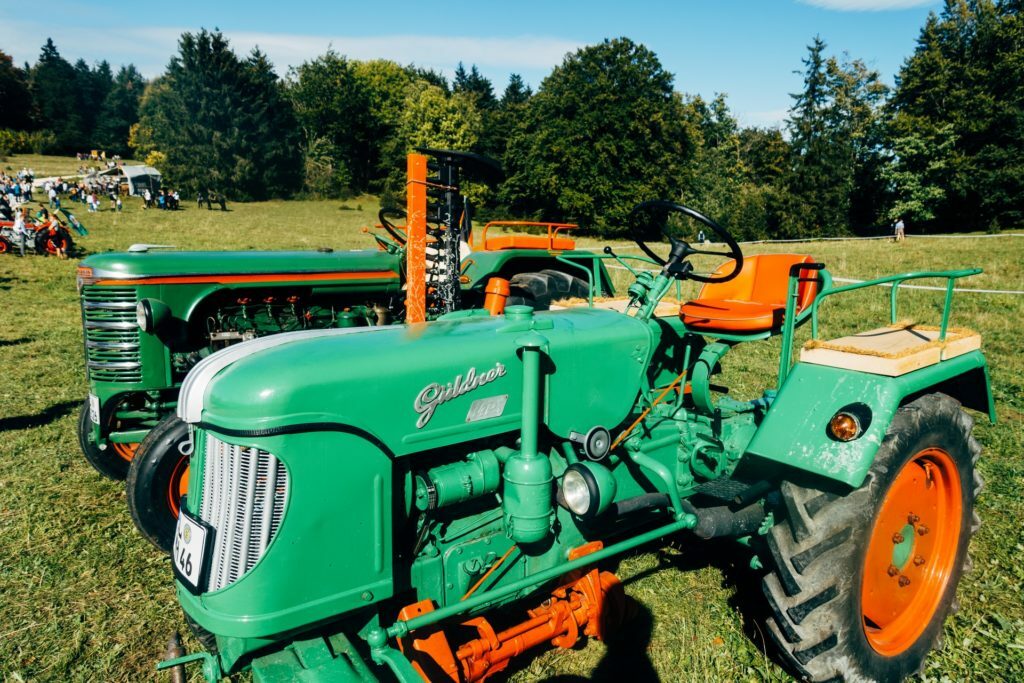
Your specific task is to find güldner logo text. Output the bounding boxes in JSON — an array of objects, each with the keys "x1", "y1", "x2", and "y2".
[{"x1": 414, "y1": 362, "x2": 507, "y2": 428}]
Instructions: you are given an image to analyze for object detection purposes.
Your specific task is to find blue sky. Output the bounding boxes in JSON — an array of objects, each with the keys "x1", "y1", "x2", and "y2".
[{"x1": 1, "y1": 0, "x2": 942, "y2": 128}]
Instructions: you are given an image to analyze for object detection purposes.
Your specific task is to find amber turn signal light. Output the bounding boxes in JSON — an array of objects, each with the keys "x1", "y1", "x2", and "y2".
[{"x1": 828, "y1": 412, "x2": 862, "y2": 441}]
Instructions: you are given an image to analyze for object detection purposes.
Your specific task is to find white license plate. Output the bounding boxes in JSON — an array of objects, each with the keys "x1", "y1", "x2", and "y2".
[
  {"x1": 88, "y1": 393, "x2": 100, "y2": 425},
  {"x1": 173, "y1": 502, "x2": 210, "y2": 593}
]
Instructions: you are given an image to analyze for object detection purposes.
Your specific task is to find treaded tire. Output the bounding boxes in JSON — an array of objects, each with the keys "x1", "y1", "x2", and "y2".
[
  {"x1": 183, "y1": 609, "x2": 219, "y2": 655},
  {"x1": 506, "y1": 270, "x2": 590, "y2": 310},
  {"x1": 126, "y1": 415, "x2": 191, "y2": 553},
  {"x1": 762, "y1": 393, "x2": 982, "y2": 682},
  {"x1": 77, "y1": 399, "x2": 130, "y2": 480}
]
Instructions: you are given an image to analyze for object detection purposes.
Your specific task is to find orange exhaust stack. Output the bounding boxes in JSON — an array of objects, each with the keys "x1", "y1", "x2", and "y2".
[{"x1": 483, "y1": 277, "x2": 510, "y2": 316}]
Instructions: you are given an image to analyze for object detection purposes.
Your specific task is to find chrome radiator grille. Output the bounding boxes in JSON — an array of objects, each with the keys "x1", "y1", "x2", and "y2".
[
  {"x1": 199, "y1": 433, "x2": 289, "y2": 592},
  {"x1": 81, "y1": 286, "x2": 141, "y2": 382}
]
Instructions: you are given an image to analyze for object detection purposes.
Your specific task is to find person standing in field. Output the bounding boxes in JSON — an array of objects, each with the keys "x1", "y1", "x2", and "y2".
[
  {"x1": 894, "y1": 217, "x2": 906, "y2": 242},
  {"x1": 13, "y1": 207, "x2": 29, "y2": 257}
]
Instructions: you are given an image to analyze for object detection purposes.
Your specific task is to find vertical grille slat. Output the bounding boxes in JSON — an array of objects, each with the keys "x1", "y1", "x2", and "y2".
[
  {"x1": 198, "y1": 434, "x2": 288, "y2": 592},
  {"x1": 81, "y1": 286, "x2": 141, "y2": 382}
]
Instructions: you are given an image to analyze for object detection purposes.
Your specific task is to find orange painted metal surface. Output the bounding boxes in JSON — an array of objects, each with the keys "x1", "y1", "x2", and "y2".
[
  {"x1": 482, "y1": 277, "x2": 510, "y2": 316},
  {"x1": 405, "y1": 153, "x2": 428, "y2": 324},
  {"x1": 399, "y1": 566, "x2": 625, "y2": 683},
  {"x1": 167, "y1": 460, "x2": 190, "y2": 518},
  {"x1": 96, "y1": 271, "x2": 398, "y2": 286},
  {"x1": 474, "y1": 221, "x2": 578, "y2": 252},
  {"x1": 861, "y1": 447, "x2": 963, "y2": 655},
  {"x1": 680, "y1": 253, "x2": 820, "y2": 333},
  {"x1": 112, "y1": 442, "x2": 139, "y2": 462}
]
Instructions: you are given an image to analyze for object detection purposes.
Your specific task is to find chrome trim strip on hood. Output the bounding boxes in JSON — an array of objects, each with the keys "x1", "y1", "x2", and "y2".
[{"x1": 177, "y1": 326, "x2": 391, "y2": 424}]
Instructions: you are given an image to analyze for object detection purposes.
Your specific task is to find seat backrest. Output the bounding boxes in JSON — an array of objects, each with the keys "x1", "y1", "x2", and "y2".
[{"x1": 698, "y1": 254, "x2": 819, "y2": 311}]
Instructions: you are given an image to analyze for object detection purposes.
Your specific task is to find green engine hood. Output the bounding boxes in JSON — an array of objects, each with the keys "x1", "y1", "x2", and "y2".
[
  {"x1": 178, "y1": 308, "x2": 653, "y2": 455},
  {"x1": 80, "y1": 248, "x2": 401, "y2": 281}
]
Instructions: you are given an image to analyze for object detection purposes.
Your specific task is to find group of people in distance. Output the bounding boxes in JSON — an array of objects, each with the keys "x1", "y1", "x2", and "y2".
[
  {"x1": 142, "y1": 188, "x2": 180, "y2": 210},
  {"x1": 1, "y1": 168, "x2": 35, "y2": 205}
]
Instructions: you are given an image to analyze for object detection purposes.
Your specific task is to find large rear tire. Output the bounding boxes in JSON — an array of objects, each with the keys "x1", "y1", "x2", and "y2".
[
  {"x1": 126, "y1": 415, "x2": 191, "y2": 553},
  {"x1": 77, "y1": 399, "x2": 136, "y2": 480},
  {"x1": 762, "y1": 393, "x2": 982, "y2": 682},
  {"x1": 506, "y1": 270, "x2": 590, "y2": 310}
]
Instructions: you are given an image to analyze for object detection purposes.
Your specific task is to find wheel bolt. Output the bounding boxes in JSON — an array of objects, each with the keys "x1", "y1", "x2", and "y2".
[
  {"x1": 887, "y1": 564, "x2": 899, "y2": 577},
  {"x1": 898, "y1": 576, "x2": 911, "y2": 587},
  {"x1": 908, "y1": 513, "x2": 920, "y2": 524},
  {"x1": 917, "y1": 525, "x2": 929, "y2": 536},
  {"x1": 892, "y1": 533, "x2": 905, "y2": 544},
  {"x1": 913, "y1": 555, "x2": 925, "y2": 566}
]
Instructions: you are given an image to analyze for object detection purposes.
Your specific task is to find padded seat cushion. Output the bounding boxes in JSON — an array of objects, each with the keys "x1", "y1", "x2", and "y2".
[
  {"x1": 680, "y1": 254, "x2": 819, "y2": 334},
  {"x1": 680, "y1": 299, "x2": 785, "y2": 332},
  {"x1": 485, "y1": 235, "x2": 576, "y2": 251}
]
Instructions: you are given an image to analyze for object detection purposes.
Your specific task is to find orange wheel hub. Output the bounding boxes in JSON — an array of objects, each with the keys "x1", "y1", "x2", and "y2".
[
  {"x1": 861, "y1": 447, "x2": 962, "y2": 655},
  {"x1": 112, "y1": 442, "x2": 139, "y2": 462},
  {"x1": 167, "y1": 459, "x2": 190, "y2": 518}
]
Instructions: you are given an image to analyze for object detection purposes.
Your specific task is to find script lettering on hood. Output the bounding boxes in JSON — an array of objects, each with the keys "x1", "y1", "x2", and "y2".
[{"x1": 414, "y1": 362, "x2": 507, "y2": 428}]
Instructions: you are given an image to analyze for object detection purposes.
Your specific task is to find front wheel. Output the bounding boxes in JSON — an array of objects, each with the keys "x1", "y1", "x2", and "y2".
[
  {"x1": 126, "y1": 416, "x2": 191, "y2": 553},
  {"x1": 77, "y1": 399, "x2": 138, "y2": 480},
  {"x1": 762, "y1": 393, "x2": 982, "y2": 681}
]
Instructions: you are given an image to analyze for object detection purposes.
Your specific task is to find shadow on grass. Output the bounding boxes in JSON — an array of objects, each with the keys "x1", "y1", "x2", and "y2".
[
  {"x1": 0, "y1": 399, "x2": 79, "y2": 431},
  {"x1": 0, "y1": 337, "x2": 31, "y2": 347}
]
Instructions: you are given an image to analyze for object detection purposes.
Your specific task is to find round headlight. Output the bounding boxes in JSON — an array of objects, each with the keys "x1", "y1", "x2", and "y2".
[
  {"x1": 561, "y1": 469, "x2": 592, "y2": 516},
  {"x1": 136, "y1": 300, "x2": 151, "y2": 332}
]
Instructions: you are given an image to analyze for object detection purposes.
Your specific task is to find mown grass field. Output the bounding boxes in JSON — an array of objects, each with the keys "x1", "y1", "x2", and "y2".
[{"x1": 0, "y1": 156, "x2": 1021, "y2": 682}]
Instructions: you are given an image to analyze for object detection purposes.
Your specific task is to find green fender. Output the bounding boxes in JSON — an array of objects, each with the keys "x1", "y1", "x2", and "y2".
[{"x1": 745, "y1": 350, "x2": 994, "y2": 488}]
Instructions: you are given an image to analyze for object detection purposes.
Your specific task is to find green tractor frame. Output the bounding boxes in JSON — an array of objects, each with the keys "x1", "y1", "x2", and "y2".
[
  {"x1": 158, "y1": 189, "x2": 993, "y2": 682},
  {"x1": 76, "y1": 149, "x2": 611, "y2": 552}
]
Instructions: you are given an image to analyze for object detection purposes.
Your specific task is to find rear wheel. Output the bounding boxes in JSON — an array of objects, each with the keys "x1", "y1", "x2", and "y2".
[
  {"x1": 762, "y1": 393, "x2": 982, "y2": 682},
  {"x1": 77, "y1": 399, "x2": 138, "y2": 480},
  {"x1": 0, "y1": 236, "x2": 10, "y2": 254},
  {"x1": 506, "y1": 270, "x2": 590, "y2": 310},
  {"x1": 126, "y1": 415, "x2": 191, "y2": 553}
]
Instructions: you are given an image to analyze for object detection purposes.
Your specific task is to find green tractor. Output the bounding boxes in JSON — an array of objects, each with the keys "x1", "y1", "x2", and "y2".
[
  {"x1": 76, "y1": 149, "x2": 610, "y2": 552},
  {"x1": 159, "y1": 198, "x2": 991, "y2": 683}
]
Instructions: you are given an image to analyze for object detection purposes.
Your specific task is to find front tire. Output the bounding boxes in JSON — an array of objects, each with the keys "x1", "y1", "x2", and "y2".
[
  {"x1": 126, "y1": 416, "x2": 191, "y2": 553},
  {"x1": 762, "y1": 393, "x2": 982, "y2": 682},
  {"x1": 77, "y1": 399, "x2": 136, "y2": 480}
]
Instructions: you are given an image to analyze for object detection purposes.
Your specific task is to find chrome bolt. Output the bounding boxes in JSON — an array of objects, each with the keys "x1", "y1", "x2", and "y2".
[
  {"x1": 917, "y1": 525, "x2": 929, "y2": 536},
  {"x1": 893, "y1": 533, "x2": 905, "y2": 544},
  {"x1": 898, "y1": 576, "x2": 911, "y2": 587},
  {"x1": 887, "y1": 564, "x2": 900, "y2": 577},
  {"x1": 913, "y1": 555, "x2": 926, "y2": 566}
]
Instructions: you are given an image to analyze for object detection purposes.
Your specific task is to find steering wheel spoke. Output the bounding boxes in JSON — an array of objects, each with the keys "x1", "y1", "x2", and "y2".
[{"x1": 629, "y1": 200, "x2": 743, "y2": 284}]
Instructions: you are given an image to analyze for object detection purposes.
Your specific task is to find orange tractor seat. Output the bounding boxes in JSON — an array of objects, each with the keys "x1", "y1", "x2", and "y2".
[
  {"x1": 484, "y1": 235, "x2": 577, "y2": 251},
  {"x1": 679, "y1": 254, "x2": 820, "y2": 334}
]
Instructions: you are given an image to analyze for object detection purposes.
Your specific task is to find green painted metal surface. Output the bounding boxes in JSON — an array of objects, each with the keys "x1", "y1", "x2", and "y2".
[{"x1": 746, "y1": 350, "x2": 992, "y2": 488}]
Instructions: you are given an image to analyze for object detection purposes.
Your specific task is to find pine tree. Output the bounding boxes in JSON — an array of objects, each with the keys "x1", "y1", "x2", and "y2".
[
  {"x1": 137, "y1": 30, "x2": 301, "y2": 200},
  {"x1": 0, "y1": 51, "x2": 33, "y2": 130},
  {"x1": 28, "y1": 39, "x2": 84, "y2": 151},
  {"x1": 94, "y1": 65, "x2": 144, "y2": 155}
]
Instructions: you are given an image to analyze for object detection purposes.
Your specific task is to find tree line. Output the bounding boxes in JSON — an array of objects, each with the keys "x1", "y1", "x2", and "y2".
[{"x1": 1, "y1": 0, "x2": 1020, "y2": 236}]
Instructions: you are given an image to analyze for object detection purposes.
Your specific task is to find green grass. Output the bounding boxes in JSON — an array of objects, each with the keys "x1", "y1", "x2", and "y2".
[
  {"x1": 1, "y1": 153, "x2": 141, "y2": 179},
  {"x1": 0, "y1": 184, "x2": 1022, "y2": 682}
]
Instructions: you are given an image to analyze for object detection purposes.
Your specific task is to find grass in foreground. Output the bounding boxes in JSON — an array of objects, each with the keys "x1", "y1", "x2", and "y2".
[{"x1": 0, "y1": 193, "x2": 1021, "y2": 682}]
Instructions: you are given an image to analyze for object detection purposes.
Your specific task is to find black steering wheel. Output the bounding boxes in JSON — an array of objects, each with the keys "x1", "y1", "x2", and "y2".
[
  {"x1": 630, "y1": 200, "x2": 743, "y2": 284},
  {"x1": 378, "y1": 208, "x2": 407, "y2": 245}
]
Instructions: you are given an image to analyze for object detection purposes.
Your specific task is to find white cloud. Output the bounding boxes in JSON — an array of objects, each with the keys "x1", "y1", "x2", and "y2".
[
  {"x1": 738, "y1": 109, "x2": 789, "y2": 129},
  {"x1": 0, "y1": 20, "x2": 580, "y2": 81},
  {"x1": 796, "y1": 0, "x2": 936, "y2": 10}
]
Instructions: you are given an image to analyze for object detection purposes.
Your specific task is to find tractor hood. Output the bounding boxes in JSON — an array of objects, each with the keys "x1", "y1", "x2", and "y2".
[
  {"x1": 79, "y1": 249, "x2": 401, "y2": 282},
  {"x1": 177, "y1": 308, "x2": 653, "y2": 455}
]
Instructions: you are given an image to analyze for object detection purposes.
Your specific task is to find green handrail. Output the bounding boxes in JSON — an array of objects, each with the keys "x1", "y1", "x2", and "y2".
[
  {"x1": 554, "y1": 252, "x2": 664, "y2": 307},
  {"x1": 810, "y1": 269, "x2": 981, "y2": 341},
  {"x1": 776, "y1": 268, "x2": 982, "y2": 388}
]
